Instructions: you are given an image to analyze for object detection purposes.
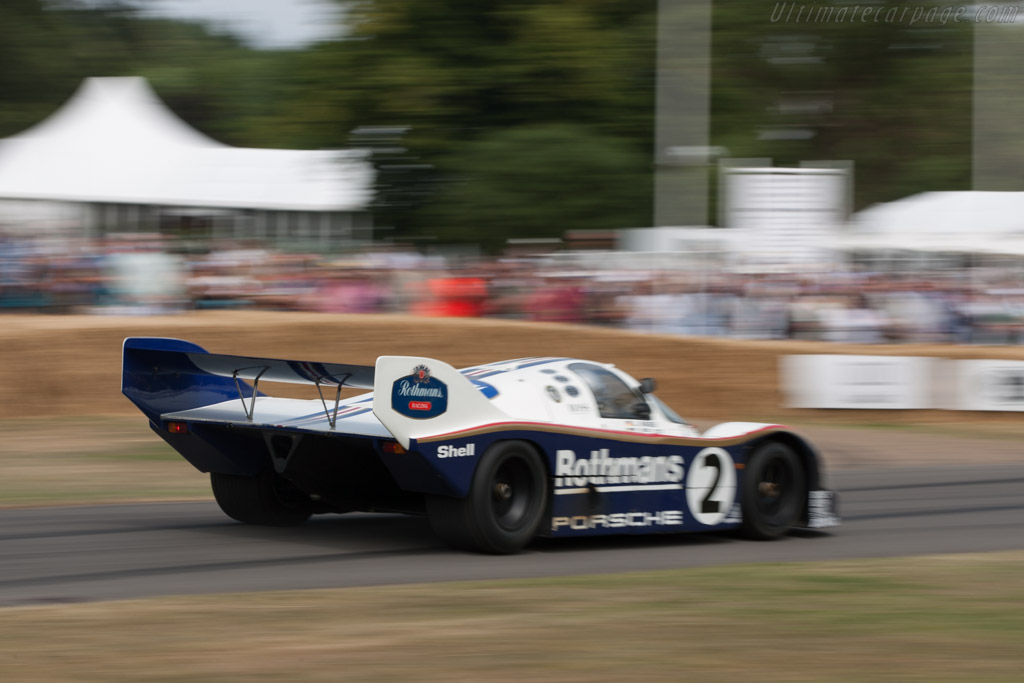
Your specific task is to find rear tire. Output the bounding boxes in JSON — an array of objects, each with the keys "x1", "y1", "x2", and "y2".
[
  {"x1": 210, "y1": 471, "x2": 313, "y2": 526},
  {"x1": 427, "y1": 441, "x2": 548, "y2": 554},
  {"x1": 741, "y1": 441, "x2": 805, "y2": 539}
]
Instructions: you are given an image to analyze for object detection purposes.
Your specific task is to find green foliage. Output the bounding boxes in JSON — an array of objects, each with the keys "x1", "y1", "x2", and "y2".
[
  {"x1": 0, "y1": 1, "x2": 286, "y2": 145},
  {"x1": 308, "y1": 0, "x2": 657, "y2": 242},
  {"x1": 712, "y1": 0, "x2": 973, "y2": 209},
  {"x1": 427, "y1": 124, "x2": 649, "y2": 249}
]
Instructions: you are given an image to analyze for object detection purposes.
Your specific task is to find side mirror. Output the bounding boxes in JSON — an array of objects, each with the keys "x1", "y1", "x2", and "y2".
[
  {"x1": 633, "y1": 401, "x2": 651, "y2": 419},
  {"x1": 639, "y1": 378, "x2": 657, "y2": 394}
]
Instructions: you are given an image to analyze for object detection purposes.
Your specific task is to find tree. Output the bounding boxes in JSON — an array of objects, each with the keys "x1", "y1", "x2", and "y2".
[
  {"x1": 0, "y1": 1, "x2": 296, "y2": 147},
  {"x1": 302, "y1": 0, "x2": 658, "y2": 245},
  {"x1": 712, "y1": 0, "x2": 972, "y2": 210},
  {"x1": 1, "y1": 0, "x2": 980, "y2": 249},
  {"x1": 427, "y1": 124, "x2": 649, "y2": 249}
]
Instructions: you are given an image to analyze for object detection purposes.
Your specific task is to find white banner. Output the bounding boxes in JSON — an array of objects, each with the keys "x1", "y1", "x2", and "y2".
[
  {"x1": 781, "y1": 355, "x2": 934, "y2": 410},
  {"x1": 944, "y1": 360, "x2": 1024, "y2": 411}
]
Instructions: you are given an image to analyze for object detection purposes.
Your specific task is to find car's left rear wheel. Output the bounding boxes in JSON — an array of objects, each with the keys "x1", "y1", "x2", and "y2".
[
  {"x1": 427, "y1": 441, "x2": 548, "y2": 554},
  {"x1": 210, "y1": 471, "x2": 313, "y2": 526}
]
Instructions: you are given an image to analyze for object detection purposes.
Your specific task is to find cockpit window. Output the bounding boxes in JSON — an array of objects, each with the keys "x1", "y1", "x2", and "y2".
[
  {"x1": 651, "y1": 395, "x2": 690, "y2": 425},
  {"x1": 568, "y1": 363, "x2": 645, "y2": 419}
]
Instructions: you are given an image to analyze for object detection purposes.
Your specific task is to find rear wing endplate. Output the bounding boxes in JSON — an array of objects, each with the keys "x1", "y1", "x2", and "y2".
[{"x1": 373, "y1": 355, "x2": 505, "y2": 449}]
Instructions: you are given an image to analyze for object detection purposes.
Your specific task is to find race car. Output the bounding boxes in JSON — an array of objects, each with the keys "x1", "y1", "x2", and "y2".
[{"x1": 122, "y1": 337, "x2": 839, "y2": 553}]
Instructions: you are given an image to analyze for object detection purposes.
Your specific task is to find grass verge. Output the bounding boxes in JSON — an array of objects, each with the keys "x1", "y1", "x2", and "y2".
[
  {"x1": 0, "y1": 552, "x2": 1022, "y2": 682},
  {"x1": 0, "y1": 417, "x2": 209, "y2": 507}
]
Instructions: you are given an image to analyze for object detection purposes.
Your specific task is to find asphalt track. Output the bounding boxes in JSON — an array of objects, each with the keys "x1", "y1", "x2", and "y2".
[{"x1": 1, "y1": 463, "x2": 1022, "y2": 606}]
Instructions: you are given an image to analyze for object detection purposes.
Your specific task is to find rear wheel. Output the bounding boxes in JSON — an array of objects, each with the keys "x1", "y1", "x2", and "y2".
[
  {"x1": 427, "y1": 441, "x2": 548, "y2": 554},
  {"x1": 741, "y1": 441, "x2": 805, "y2": 539},
  {"x1": 210, "y1": 471, "x2": 313, "y2": 526}
]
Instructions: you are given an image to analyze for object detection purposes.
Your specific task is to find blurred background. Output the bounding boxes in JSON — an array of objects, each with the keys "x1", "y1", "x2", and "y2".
[
  {"x1": 2, "y1": 0, "x2": 1023, "y2": 344},
  {"x1": 2, "y1": 10, "x2": 1024, "y2": 673}
]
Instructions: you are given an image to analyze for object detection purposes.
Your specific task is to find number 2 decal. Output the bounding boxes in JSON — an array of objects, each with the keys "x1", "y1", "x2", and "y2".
[
  {"x1": 686, "y1": 447, "x2": 737, "y2": 526},
  {"x1": 701, "y1": 452, "x2": 722, "y2": 514}
]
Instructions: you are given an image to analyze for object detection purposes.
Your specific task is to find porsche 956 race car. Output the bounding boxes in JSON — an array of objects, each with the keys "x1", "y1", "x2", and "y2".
[{"x1": 122, "y1": 337, "x2": 839, "y2": 553}]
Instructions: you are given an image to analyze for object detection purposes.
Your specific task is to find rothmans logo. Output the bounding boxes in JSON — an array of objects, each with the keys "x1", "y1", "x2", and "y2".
[
  {"x1": 555, "y1": 449, "x2": 684, "y2": 490},
  {"x1": 396, "y1": 380, "x2": 445, "y2": 398},
  {"x1": 391, "y1": 364, "x2": 448, "y2": 418}
]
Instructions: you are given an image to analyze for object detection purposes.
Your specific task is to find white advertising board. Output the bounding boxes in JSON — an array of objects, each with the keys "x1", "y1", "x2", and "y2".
[
  {"x1": 944, "y1": 360, "x2": 1024, "y2": 411},
  {"x1": 781, "y1": 355, "x2": 934, "y2": 410},
  {"x1": 723, "y1": 167, "x2": 848, "y2": 267}
]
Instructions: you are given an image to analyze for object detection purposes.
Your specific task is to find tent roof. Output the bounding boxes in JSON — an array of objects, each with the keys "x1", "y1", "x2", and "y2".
[
  {"x1": 0, "y1": 77, "x2": 372, "y2": 211},
  {"x1": 847, "y1": 191, "x2": 1024, "y2": 255}
]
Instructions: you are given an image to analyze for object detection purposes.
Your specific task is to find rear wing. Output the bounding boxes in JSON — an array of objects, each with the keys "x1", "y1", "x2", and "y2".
[
  {"x1": 123, "y1": 340, "x2": 506, "y2": 445},
  {"x1": 373, "y1": 356, "x2": 505, "y2": 449},
  {"x1": 122, "y1": 337, "x2": 374, "y2": 424}
]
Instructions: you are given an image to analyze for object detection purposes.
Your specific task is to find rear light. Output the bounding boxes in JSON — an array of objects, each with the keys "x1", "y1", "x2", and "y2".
[
  {"x1": 167, "y1": 421, "x2": 189, "y2": 434},
  {"x1": 381, "y1": 441, "x2": 407, "y2": 454}
]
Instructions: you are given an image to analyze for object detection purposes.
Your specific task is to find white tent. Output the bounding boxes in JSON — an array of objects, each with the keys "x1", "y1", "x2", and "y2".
[
  {"x1": 846, "y1": 191, "x2": 1024, "y2": 255},
  {"x1": 0, "y1": 77, "x2": 372, "y2": 220}
]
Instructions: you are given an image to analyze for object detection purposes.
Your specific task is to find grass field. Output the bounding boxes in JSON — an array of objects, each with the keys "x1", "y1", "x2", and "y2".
[
  {"x1": 0, "y1": 417, "x2": 208, "y2": 507},
  {"x1": 0, "y1": 552, "x2": 1021, "y2": 682}
]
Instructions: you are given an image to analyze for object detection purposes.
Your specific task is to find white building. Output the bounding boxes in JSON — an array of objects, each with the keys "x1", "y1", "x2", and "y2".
[{"x1": 0, "y1": 77, "x2": 373, "y2": 247}]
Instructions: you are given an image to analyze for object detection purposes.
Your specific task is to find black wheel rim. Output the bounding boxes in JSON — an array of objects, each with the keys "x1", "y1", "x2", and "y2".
[
  {"x1": 490, "y1": 456, "x2": 535, "y2": 531},
  {"x1": 755, "y1": 454, "x2": 792, "y2": 520}
]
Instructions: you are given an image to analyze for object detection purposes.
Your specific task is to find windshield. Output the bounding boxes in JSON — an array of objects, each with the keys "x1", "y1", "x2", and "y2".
[
  {"x1": 568, "y1": 362, "x2": 644, "y2": 419},
  {"x1": 651, "y1": 395, "x2": 690, "y2": 425}
]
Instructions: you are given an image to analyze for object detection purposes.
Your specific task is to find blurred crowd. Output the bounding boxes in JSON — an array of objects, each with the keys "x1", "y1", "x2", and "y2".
[{"x1": 4, "y1": 234, "x2": 1024, "y2": 345}]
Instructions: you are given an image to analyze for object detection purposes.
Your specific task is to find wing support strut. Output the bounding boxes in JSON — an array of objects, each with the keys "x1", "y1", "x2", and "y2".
[
  {"x1": 232, "y1": 366, "x2": 352, "y2": 427},
  {"x1": 315, "y1": 373, "x2": 352, "y2": 430},
  {"x1": 233, "y1": 366, "x2": 268, "y2": 421}
]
